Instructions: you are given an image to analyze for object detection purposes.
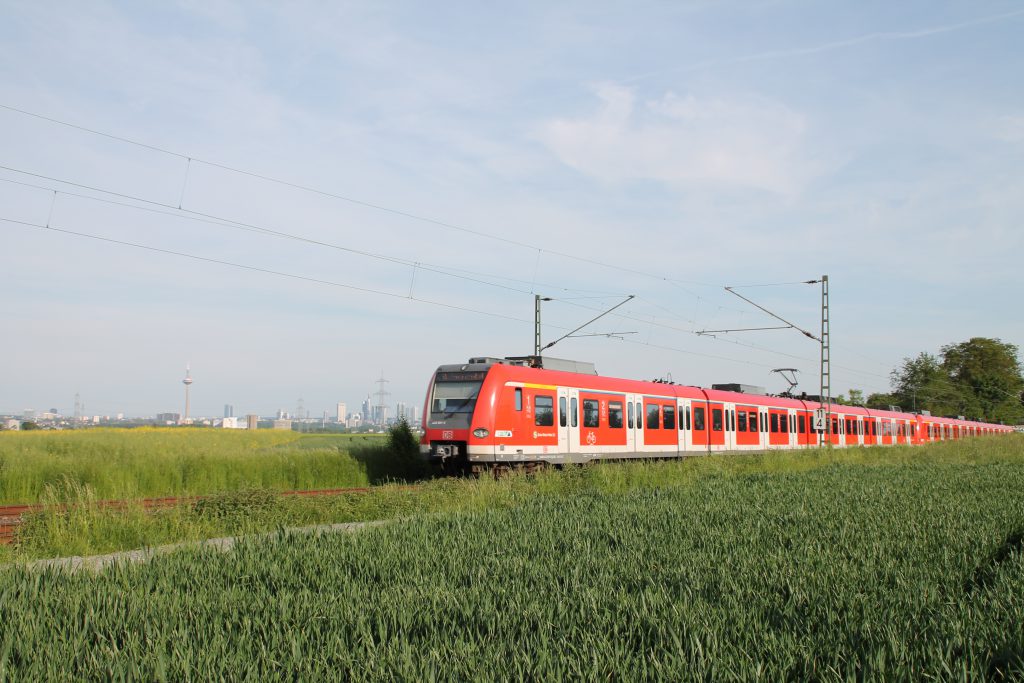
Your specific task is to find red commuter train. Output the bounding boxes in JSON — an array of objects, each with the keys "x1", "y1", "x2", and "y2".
[{"x1": 420, "y1": 356, "x2": 1013, "y2": 471}]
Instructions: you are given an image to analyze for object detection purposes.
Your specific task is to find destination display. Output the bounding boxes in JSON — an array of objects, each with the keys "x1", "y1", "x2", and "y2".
[{"x1": 436, "y1": 371, "x2": 487, "y2": 382}]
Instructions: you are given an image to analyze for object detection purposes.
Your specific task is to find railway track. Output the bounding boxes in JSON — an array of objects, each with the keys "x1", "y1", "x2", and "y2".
[{"x1": 0, "y1": 486, "x2": 384, "y2": 545}]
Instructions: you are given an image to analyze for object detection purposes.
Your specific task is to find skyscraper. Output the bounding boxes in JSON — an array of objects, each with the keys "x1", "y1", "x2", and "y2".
[
  {"x1": 336, "y1": 402, "x2": 347, "y2": 422},
  {"x1": 224, "y1": 404, "x2": 234, "y2": 418}
]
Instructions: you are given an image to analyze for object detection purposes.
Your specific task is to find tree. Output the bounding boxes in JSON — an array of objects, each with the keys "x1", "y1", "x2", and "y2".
[
  {"x1": 866, "y1": 392, "x2": 899, "y2": 410},
  {"x1": 940, "y1": 338, "x2": 1024, "y2": 424},
  {"x1": 889, "y1": 339, "x2": 1024, "y2": 423},
  {"x1": 847, "y1": 389, "x2": 864, "y2": 406}
]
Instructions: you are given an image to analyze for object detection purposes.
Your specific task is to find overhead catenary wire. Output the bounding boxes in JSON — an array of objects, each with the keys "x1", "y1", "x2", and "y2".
[
  {"x1": 0, "y1": 216, "x2": 534, "y2": 325},
  {"x1": 0, "y1": 207, "x2": 904, "y2": 398},
  {"x1": 2, "y1": 213, "x2": 814, "y2": 374},
  {"x1": 0, "y1": 170, "x2": 814, "y2": 366},
  {"x1": 0, "y1": 102, "x2": 724, "y2": 289},
  {"x1": 0, "y1": 172, "x2": 615, "y2": 298}
]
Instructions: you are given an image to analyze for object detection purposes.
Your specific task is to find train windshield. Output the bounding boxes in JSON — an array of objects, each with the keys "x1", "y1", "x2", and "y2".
[{"x1": 430, "y1": 373, "x2": 485, "y2": 417}]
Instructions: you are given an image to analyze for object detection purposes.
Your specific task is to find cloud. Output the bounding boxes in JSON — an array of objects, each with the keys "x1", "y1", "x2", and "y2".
[
  {"x1": 994, "y1": 114, "x2": 1024, "y2": 143},
  {"x1": 538, "y1": 84, "x2": 810, "y2": 195}
]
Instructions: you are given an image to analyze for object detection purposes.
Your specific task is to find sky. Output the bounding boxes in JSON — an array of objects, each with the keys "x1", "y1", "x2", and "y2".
[{"x1": 1, "y1": 0, "x2": 1022, "y2": 418}]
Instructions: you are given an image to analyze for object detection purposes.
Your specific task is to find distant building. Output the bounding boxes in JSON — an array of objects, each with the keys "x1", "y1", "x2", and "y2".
[
  {"x1": 336, "y1": 402, "x2": 347, "y2": 422},
  {"x1": 395, "y1": 402, "x2": 407, "y2": 422},
  {"x1": 246, "y1": 414, "x2": 259, "y2": 430},
  {"x1": 222, "y1": 417, "x2": 241, "y2": 429},
  {"x1": 347, "y1": 413, "x2": 362, "y2": 429},
  {"x1": 23, "y1": 409, "x2": 34, "y2": 421},
  {"x1": 155, "y1": 412, "x2": 181, "y2": 424},
  {"x1": 224, "y1": 404, "x2": 234, "y2": 418},
  {"x1": 3, "y1": 419, "x2": 19, "y2": 431},
  {"x1": 272, "y1": 419, "x2": 293, "y2": 430}
]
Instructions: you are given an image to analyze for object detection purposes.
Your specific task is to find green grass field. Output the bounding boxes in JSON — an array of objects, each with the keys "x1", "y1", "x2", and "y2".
[
  {"x1": 1, "y1": 436, "x2": 1022, "y2": 679},
  {"x1": 3, "y1": 434, "x2": 1022, "y2": 562},
  {"x1": 0, "y1": 428, "x2": 390, "y2": 504}
]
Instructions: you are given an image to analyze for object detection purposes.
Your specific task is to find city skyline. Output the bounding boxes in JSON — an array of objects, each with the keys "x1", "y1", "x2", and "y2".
[{"x1": 3, "y1": 365, "x2": 422, "y2": 422}]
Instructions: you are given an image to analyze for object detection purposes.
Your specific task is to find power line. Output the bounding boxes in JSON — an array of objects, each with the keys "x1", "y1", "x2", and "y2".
[
  {"x1": 0, "y1": 169, "x2": 835, "y2": 368},
  {"x1": 0, "y1": 102, "x2": 724, "y2": 290},
  {"x1": 1, "y1": 212, "x2": 850, "y2": 378},
  {"x1": 0, "y1": 172, "x2": 613, "y2": 299},
  {"x1": 0, "y1": 216, "x2": 532, "y2": 325}
]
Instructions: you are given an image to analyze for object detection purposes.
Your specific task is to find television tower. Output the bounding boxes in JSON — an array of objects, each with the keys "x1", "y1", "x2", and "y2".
[{"x1": 182, "y1": 364, "x2": 194, "y2": 424}]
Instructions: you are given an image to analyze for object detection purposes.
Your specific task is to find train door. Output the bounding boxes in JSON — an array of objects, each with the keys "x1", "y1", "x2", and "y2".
[
  {"x1": 627, "y1": 393, "x2": 644, "y2": 453},
  {"x1": 565, "y1": 387, "x2": 580, "y2": 454},
  {"x1": 679, "y1": 399, "x2": 690, "y2": 453},
  {"x1": 708, "y1": 402, "x2": 726, "y2": 451},
  {"x1": 691, "y1": 401, "x2": 709, "y2": 453},
  {"x1": 797, "y1": 411, "x2": 812, "y2": 447},
  {"x1": 557, "y1": 388, "x2": 568, "y2": 454}
]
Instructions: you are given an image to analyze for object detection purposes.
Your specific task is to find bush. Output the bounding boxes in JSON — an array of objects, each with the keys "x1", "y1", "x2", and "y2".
[{"x1": 385, "y1": 419, "x2": 427, "y2": 481}]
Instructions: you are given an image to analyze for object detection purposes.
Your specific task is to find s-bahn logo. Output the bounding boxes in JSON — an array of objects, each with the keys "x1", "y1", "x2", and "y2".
[
  {"x1": 442, "y1": 430, "x2": 453, "y2": 439},
  {"x1": 533, "y1": 431, "x2": 555, "y2": 439},
  {"x1": 585, "y1": 431, "x2": 597, "y2": 445}
]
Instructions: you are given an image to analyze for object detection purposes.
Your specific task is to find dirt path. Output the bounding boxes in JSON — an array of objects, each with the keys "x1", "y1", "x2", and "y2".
[{"x1": 12, "y1": 519, "x2": 389, "y2": 573}]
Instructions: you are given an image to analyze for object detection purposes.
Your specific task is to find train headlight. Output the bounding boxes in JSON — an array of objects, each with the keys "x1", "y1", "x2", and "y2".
[{"x1": 472, "y1": 428, "x2": 489, "y2": 438}]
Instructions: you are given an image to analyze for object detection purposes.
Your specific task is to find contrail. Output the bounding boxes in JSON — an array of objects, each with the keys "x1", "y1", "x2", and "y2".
[{"x1": 621, "y1": 7, "x2": 1024, "y2": 84}]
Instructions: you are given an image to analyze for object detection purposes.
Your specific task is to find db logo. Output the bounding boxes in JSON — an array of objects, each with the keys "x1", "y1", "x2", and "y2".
[
  {"x1": 442, "y1": 431, "x2": 453, "y2": 439},
  {"x1": 586, "y1": 432, "x2": 597, "y2": 445}
]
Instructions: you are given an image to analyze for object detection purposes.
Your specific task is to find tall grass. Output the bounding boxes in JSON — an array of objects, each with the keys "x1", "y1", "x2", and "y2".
[
  {"x1": 0, "y1": 428, "x2": 388, "y2": 504},
  {"x1": 1, "y1": 447, "x2": 1022, "y2": 679},
  {"x1": 5, "y1": 435, "x2": 1022, "y2": 562}
]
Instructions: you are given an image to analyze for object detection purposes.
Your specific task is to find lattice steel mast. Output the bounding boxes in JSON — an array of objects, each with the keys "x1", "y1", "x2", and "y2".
[{"x1": 820, "y1": 275, "x2": 831, "y2": 447}]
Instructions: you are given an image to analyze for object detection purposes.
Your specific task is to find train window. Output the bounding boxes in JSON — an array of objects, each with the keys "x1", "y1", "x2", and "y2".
[
  {"x1": 738, "y1": 411, "x2": 747, "y2": 432},
  {"x1": 763, "y1": 413, "x2": 768, "y2": 433},
  {"x1": 770, "y1": 414, "x2": 779, "y2": 433},
  {"x1": 559, "y1": 397, "x2": 567, "y2": 427},
  {"x1": 685, "y1": 407, "x2": 691, "y2": 431},
  {"x1": 798, "y1": 414, "x2": 806, "y2": 434},
  {"x1": 790, "y1": 415, "x2": 795, "y2": 433},
  {"x1": 646, "y1": 404, "x2": 660, "y2": 429},
  {"x1": 635, "y1": 402, "x2": 642, "y2": 429},
  {"x1": 694, "y1": 407, "x2": 706, "y2": 431},
  {"x1": 749, "y1": 412, "x2": 757, "y2": 432},
  {"x1": 664, "y1": 405, "x2": 676, "y2": 430},
  {"x1": 535, "y1": 395, "x2": 554, "y2": 427},
  {"x1": 831, "y1": 416, "x2": 839, "y2": 434},
  {"x1": 609, "y1": 402, "x2": 624, "y2": 429},
  {"x1": 583, "y1": 399, "x2": 600, "y2": 428},
  {"x1": 515, "y1": 388, "x2": 522, "y2": 411},
  {"x1": 711, "y1": 408, "x2": 723, "y2": 432},
  {"x1": 570, "y1": 398, "x2": 578, "y2": 428},
  {"x1": 627, "y1": 401, "x2": 634, "y2": 429}
]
